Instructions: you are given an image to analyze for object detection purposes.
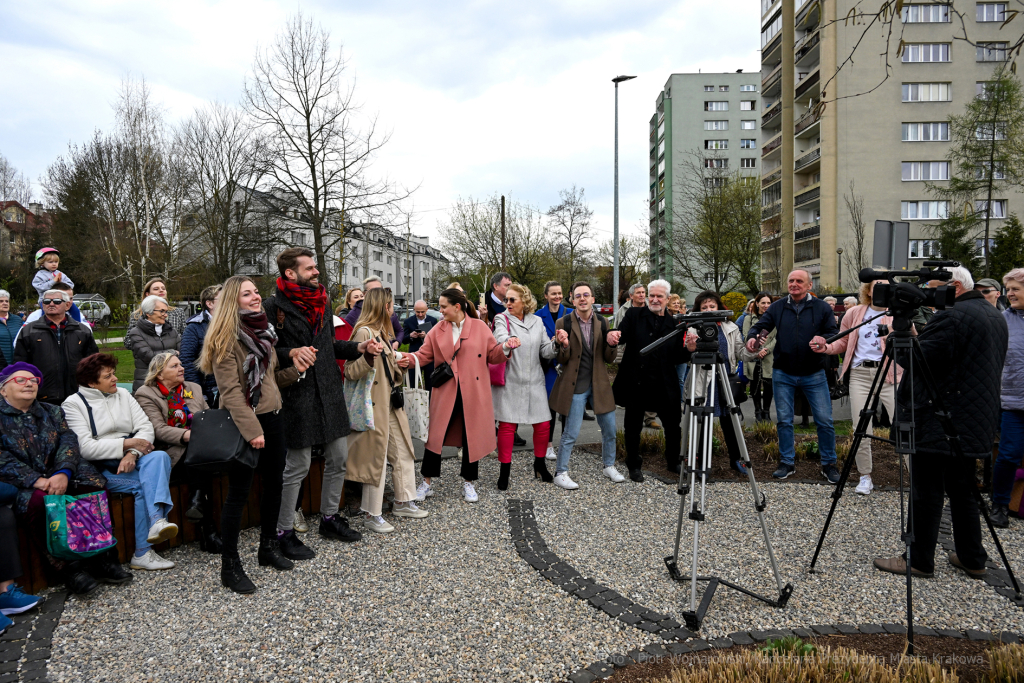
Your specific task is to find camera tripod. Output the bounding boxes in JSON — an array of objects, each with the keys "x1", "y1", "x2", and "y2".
[
  {"x1": 809, "y1": 312, "x2": 1022, "y2": 654},
  {"x1": 643, "y1": 314, "x2": 793, "y2": 631}
]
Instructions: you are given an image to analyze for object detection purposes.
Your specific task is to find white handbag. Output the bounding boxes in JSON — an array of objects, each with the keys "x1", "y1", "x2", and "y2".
[{"x1": 403, "y1": 354, "x2": 430, "y2": 441}]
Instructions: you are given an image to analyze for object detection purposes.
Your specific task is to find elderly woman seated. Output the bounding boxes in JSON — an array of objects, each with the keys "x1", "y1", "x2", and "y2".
[
  {"x1": 0, "y1": 362, "x2": 131, "y2": 596},
  {"x1": 62, "y1": 353, "x2": 177, "y2": 572},
  {"x1": 126, "y1": 295, "x2": 181, "y2": 393},
  {"x1": 134, "y1": 352, "x2": 221, "y2": 553}
]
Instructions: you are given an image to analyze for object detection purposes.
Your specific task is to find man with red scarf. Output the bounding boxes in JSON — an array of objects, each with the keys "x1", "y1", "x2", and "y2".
[{"x1": 264, "y1": 247, "x2": 383, "y2": 560}]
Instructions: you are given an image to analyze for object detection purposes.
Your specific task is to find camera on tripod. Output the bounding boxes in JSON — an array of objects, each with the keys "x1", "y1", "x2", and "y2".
[
  {"x1": 858, "y1": 262, "x2": 958, "y2": 318},
  {"x1": 669, "y1": 311, "x2": 734, "y2": 352}
]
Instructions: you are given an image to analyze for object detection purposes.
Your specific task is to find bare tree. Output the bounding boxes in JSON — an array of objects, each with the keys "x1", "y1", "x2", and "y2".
[
  {"x1": 546, "y1": 185, "x2": 594, "y2": 286},
  {"x1": 841, "y1": 180, "x2": 870, "y2": 279},
  {"x1": 596, "y1": 233, "x2": 650, "y2": 302},
  {"x1": 0, "y1": 153, "x2": 33, "y2": 205},
  {"x1": 244, "y1": 12, "x2": 412, "y2": 295}
]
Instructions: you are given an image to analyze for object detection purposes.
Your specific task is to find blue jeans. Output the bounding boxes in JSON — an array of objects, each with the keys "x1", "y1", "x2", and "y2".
[
  {"x1": 676, "y1": 364, "x2": 688, "y2": 397},
  {"x1": 993, "y1": 410, "x2": 1024, "y2": 507},
  {"x1": 0, "y1": 481, "x2": 16, "y2": 506},
  {"x1": 773, "y1": 369, "x2": 836, "y2": 466},
  {"x1": 557, "y1": 387, "x2": 617, "y2": 475},
  {"x1": 103, "y1": 451, "x2": 173, "y2": 553}
]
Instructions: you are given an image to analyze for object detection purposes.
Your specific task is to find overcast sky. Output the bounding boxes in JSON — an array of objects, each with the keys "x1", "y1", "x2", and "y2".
[{"x1": 1, "y1": 0, "x2": 759, "y2": 246}]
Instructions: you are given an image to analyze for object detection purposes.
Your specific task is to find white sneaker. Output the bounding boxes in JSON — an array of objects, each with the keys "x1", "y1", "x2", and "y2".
[
  {"x1": 392, "y1": 501, "x2": 429, "y2": 519},
  {"x1": 856, "y1": 475, "x2": 874, "y2": 496},
  {"x1": 415, "y1": 480, "x2": 434, "y2": 501},
  {"x1": 364, "y1": 514, "x2": 395, "y2": 533},
  {"x1": 553, "y1": 472, "x2": 579, "y2": 490},
  {"x1": 545, "y1": 446, "x2": 557, "y2": 461},
  {"x1": 603, "y1": 466, "x2": 626, "y2": 483},
  {"x1": 293, "y1": 509, "x2": 309, "y2": 533},
  {"x1": 130, "y1": 549, "x2": 175, "y2": 571},
  {"x1": 145, "y1": 518, "x2": 178, "y2": 544},
  {"x1": 462, "y1": 482, "x2": 479, "y2": 503}
]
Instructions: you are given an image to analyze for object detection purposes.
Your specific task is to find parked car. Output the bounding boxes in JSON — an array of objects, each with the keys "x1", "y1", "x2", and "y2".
[
  {"x1": 595, "y1": 303, "x2": 614, "y2": 315},
  {"x1": 73, "y1": 294, "x2": 111, "y2": 326}
]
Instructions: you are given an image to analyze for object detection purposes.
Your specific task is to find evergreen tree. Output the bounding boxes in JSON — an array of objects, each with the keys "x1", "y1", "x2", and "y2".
[
  {"x1": 931, "y1": 205, "x2": 982, "y2": 273},
  {"x1": 990, "y1": 214, "x2": 1024, "y2": 279}
]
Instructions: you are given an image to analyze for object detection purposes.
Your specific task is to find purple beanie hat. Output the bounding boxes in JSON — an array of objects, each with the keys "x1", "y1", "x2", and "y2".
[{"x1": 0, "y1": 362, "x2": 43, "y2": 387}]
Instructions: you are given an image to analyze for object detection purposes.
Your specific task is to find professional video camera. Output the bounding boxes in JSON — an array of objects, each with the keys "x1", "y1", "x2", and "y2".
[{"x1": 858, "y1": 260, "x2": 958, "y2": 317}]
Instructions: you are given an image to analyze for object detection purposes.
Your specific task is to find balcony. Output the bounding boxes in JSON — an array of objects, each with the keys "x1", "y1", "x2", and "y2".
[
  {"x1": 762, "y1": 101, "x2": 782, "y2": 128},
  {"x1": 762, "y1": 33, "x2": 782, "y2": 66},
  {"x1": 796, "y1": 0, "x2": 821, "y2": 29},
  {"x1": 794, "y1": 145, "x2": 821, "y2": 171},
  {"x1": 762, "y1": 168, "x2": 782, "y2": 187},
  {"x1": 795, "y1": 68, "x2": 820, "y2": 100},
  {"x1": 762, "y1": 64, "x2": 782, "y2": 96},
  {"x1": 794, "y1": 223, "x2": 821, "y2": 241},
  {"x1": 794, "y1": 108, "x2": 820, "y2": 136},
  {"x1": 795, "y1": 184, "x2": 821, "y2": 206},
  {"x1": 762, "y1": 201, "x2": 782, "y2": 219},
  {"x1": 762, "y1": 132, "x2": 783, "y2": 158},
  {"x1": 795, "y1": 30, "x2": 820, "y2": 65}
]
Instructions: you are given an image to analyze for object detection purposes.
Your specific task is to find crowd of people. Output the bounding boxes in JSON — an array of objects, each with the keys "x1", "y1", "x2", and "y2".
[{"x1": 0, "y1": 243, "x2": 1021, "y2": 620}]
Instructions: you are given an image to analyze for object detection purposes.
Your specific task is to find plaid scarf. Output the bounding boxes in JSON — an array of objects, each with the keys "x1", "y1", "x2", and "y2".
[
  {"x1": 238, "y1": 310, "x2": 277, "y2": 410},
  {"x1": 276, "y1": 276, "x2": 327, "y2": 335},
  {"x1": 157, "y1": 382, "x2": 193, "y2": 428}
]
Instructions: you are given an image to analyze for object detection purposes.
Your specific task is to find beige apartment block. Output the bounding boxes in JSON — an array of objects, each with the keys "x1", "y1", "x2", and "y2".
[{"x1": 760, "y1": 0, "x2": 1023, "y2": 292}]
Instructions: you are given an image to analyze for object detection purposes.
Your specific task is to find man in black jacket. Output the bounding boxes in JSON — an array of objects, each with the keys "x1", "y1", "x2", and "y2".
[
  {"x1": 873, "y1": 266, "x2": 1008, "y2": 580},
  {"x1": 12, "y1": 289, "x2": 98, "y2": 404},
  {"x1": 266, "y1": 248, "x2": 383, "y2": 559},
  {"x1": 747, "y1": 270, "x2": 840, "y2": 482},
  {"x1": 612, "y1": 279, "x2": 690, "y2": 481}
]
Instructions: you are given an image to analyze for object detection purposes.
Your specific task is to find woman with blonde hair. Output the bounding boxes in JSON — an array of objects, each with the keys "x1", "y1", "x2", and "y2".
[
  {"x1": 199, "y1": 276, "x2": 308, "y2": 593},
  {"x1": 491, "y1": 283, "x2": 558, "y2": 489},
  {"x1": 345, "y1": 288, "x2": 426, "y2": 533},
  {"x1": 337, "y1": 288, "x2": 363, "y2": 317}
]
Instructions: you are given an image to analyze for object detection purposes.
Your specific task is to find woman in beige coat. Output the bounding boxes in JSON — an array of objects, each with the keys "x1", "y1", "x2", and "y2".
[{"x1": 345, "y1": 288, "x2": 427, "y2": 533}]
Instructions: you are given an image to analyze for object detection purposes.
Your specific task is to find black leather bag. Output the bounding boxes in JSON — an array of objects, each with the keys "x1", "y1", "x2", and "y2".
[
  {"x1": 380, "y1": 348, "x2": 405, "y2": 410},
  {"x1": 185, "y1": 409, "x2": 258, "y2": 471},
  {"x1": 430, "y1": 347, "x2": 460, "y2": 388}
]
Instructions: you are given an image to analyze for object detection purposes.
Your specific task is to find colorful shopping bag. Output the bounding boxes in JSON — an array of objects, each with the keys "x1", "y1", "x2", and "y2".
[{"x1": 44, "y1": 490, "x2": 117, "y2": 561}]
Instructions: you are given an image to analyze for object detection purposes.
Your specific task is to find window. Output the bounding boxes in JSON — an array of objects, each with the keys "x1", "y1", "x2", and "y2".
[
  {"x1": 423, "y1": 277, "x2": 429, "y2": 288},
  {"x1": 374, "y1": 270, "x2": 383, "y2": 279},
  {"x1": 976, "y1": 161, "x2": 1006, "y2": 179},
  {"x1": 902, "y1": 82, "x2": 951, "y2": 101},
  {"x1": 977, "y1": 3, "x2": 1006, "y2": 21},
  {"x1": 658, "y1": 139, "x2": 666, "y2": 155},
  {"x1": 705, "y1": 177, "x2": 727, "y2": 188},
  {"x1": 704, "y1": 158, "x2": 729, "y2": 168},
  {"x1": 704, "y1": 85, "x2": 715, "y2": 91},
  {"x1": 902, "y1": 4, "x2": 951, "y2": 21},
  {"x1": 404, "y1": 259, "x2": 410, "y2": 268},
  {"x1": 658, "y1": 158, "x2": 665, "y2": 175},
  {"x1": 741, "y1": 120, "x2": 756, "y2": 129},
  {"x1": 901, "y1": 161, "x2": 949, "y2": 180},
  {"x1": 740, "y1": 84, "x2": 757, "y2": 91},
  {"x1": 658, "y1": 197, "x2": 666, "y2": 212},
  {"x1": 976, "y1": 122, "x2": 1007, "y2": 139},
  {"x1": 740, "y1": 100, "x2": 756, "y2": 110},
  {"x1": 719, "y1": 85, "x2": 730, "y2": 92},
  {"x1": 705, "y1": 139, "x2": 728, "y2": 149},
  {"x1": 909, "y1": 239, "x2": 940, "y2": 258},
  {"x1": 705, "y1": 101, "x2": 729, "y2": 111},
  {"x1": 901, "y1": 200, "x2": 949, "y2": 219},
  {"x1": 976, "y1": 237, "x2": 997, "y2": 254},
  {"x1": 902, "y1": 43, "x2": 950, "y2": 62},
  {"x1": 387, "y1": 273, "x2": 393, "y2": 283},
  {"x1": 794, "y1": 239, "x2": 820, "y2": 262},
  {"x1": 704, "y1": 120, "x2": 729, "y2": 130},
  {"x1": 741, "y1": 139, "x2": 757, "y2": 148},
  {"x1": 975, "y1": 199, "x2": 1007, "y2": 218},
  {"x1": 741, "y1": 158, "x2": 757, "y2": 168},
  {"x1": 762, "y1": 12, "x2": 782, "y2": 46},
  {"x1": 290, "y1": 230, "x2": 306, "y2": 245},
  {"x1": 977, "y1": 42, "x2": 1008, "y2": 61},
  {"x1": 902, "y1": 122, "x2": 949, "y2": 141},
  {"x1": 352, "y1": 266, "x2": 359, "y2": 277}
]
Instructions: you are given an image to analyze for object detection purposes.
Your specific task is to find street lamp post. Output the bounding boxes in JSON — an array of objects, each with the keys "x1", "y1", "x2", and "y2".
[
  {"x1": 836, "y1": 247, "x2": 844, "y2": 291},
  {"x1": 612, "y1": 75, "x2": 637, "y2": 310}
]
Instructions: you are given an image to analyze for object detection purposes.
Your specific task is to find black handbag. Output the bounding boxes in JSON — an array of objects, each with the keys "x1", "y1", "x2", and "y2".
[
  {"x1": 185, "y1": 409, "x2": 258, "y2": 471},
  {"x1": 430, "y1": 347, "x2": 460, "y2": 388},
  {"x1": 380, "y1": 344, "x2": 405, "y2": 410}
]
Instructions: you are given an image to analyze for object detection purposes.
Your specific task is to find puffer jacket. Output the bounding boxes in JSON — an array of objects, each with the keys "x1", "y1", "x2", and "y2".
[
  {"x1": 1002, "y1": 307, "x2": 1024, "y2": 411},
  {"x1": 900, "y1": 291, "x2": 1008, "y2": 458},
  {"x1": 180, "y1": 311, "x2": 217, "y2": 404},
  {"x1": 126, "y1": 318, "x2": 180, "y2": 392}
]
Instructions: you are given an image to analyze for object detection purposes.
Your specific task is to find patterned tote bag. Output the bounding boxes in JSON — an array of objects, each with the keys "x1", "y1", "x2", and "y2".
[
  {"x1": 44, "y1": 490, "x2": 117, "y2": 561},
  {"x1": 344, "y1": 368, "x2": 376, "y2": 432},
  {"x1": 404, "y1": 354, "x2": 430, "y2": 441}
]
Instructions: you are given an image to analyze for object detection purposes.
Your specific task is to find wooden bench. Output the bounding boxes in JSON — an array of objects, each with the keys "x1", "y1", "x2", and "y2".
[{"x1": 16, "y1": 458, "x2": 330, "y2": 593}]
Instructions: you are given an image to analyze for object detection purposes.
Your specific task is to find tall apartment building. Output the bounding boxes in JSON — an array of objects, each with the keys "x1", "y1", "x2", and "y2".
[
  {"x1": 649, "y1": 72, "x2": 762, "y2": 293},
  {"x1": 760, "y1": 0, "x2": 1023, "y2": 292}
]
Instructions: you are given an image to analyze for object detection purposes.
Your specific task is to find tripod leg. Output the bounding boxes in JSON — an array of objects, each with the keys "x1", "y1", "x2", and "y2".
[{"x1": 688, "y1": 363, "x2": 715, "y2": 614}]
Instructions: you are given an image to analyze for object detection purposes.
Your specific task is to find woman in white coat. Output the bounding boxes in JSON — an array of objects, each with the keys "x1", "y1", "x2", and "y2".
[
  {"x1": 491, "y1": 283, "x2": 558, "y2": 490},
  {"x1": 683, "y1": 291, "x2": 751, "y2": 475}
]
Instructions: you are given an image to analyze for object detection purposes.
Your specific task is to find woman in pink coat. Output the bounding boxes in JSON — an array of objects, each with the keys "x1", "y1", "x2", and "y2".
[
  {"x1": 399, "y1": 288, "x2": 516, "y2": 503},
  {"x1": 819, "y1": 279, "x2": 908, "y2": 496}
]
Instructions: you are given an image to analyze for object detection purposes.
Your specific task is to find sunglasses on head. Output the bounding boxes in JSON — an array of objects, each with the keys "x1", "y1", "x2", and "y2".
[{"x1": 41, "y1": 298, "x2": 65, "y2": 305}]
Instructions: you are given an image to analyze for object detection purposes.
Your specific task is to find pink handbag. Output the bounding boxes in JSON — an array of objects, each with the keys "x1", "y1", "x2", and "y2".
[{"x1": 489, "y1": 315, "x2": 512, "y2": 386}]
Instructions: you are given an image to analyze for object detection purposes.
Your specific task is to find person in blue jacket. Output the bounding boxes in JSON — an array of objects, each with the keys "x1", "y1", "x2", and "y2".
[{"x1": 179, "y1": 285, "x2": 221, "y2": 406}]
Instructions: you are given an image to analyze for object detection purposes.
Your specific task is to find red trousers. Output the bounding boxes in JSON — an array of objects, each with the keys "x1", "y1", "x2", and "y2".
[{"x1": 497, "y1": 421, "x2": 550, "y2": 464}]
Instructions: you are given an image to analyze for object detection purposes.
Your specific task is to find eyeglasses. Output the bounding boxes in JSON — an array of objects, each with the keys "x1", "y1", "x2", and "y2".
[
  {"x1": 573, "y1": 293, "x2": 592, "y2": 300},
  {"x1": 504, "y1": 297, "x2": 518, "y2": 304},
  {"x1": 6, "y1": 377, "x2": 40, "y2": 386},
  {"x1": 979, "y1": 288, "x2": 998, "y2": 295},
  {"x1": 152, "y1": 309, "x2": 169, "y2": 316},
  {"x1": 41, "y1": 299, "x2": 65, "y2": 305}
]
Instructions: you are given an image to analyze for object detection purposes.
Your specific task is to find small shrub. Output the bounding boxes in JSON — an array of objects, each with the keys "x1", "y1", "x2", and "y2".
[
  {"x1": 615, "y1": 429, "x2": 666, "y2": 461},
  {"x1": 749, "y1": 420, "x2": 778, "y2": 444},
  {"x1": 874, "y1": 427, "x2": 891, "y2": 440},
  {"x1": 763, "y1": 441, "x2": 780, "y2": 462},
  {"x1": 760, "y1": 636, "x2": 816, "y2": 657},
  {"x1": 836, "y1": 437, "x2": 852, "y2": 464},
  {"x1": 721, "y1": 292, "x2": 748, "y2": 320},
  {"x1": 988, "y1": 642, "x2": 1024, "y2": 682},
  {"x1": 795, "y1": 440, "x2": 819, "y2": 460}
]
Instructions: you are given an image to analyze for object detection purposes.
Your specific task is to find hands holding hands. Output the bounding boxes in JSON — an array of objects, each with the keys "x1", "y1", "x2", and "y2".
[
  {"x1": 358, "y1": 339, "x2": 384, "y2": 357},
  {"x1": 503, "y1": 336, "x2": 521, "y2": 351},
  {"x1": 606, "y1": 330, "x2": 621, "y2": 347},
  {"x1": 810, "y1": 336, "x2": 828, "y2": 353},
  {"x1": 290, "y1": 346, "x2": 317, "y2": 372},
  {"x1": 554, "y1": 329, "x2": 569, "y2": 347}
]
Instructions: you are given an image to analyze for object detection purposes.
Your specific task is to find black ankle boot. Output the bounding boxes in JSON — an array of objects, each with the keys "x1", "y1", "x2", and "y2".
[
  {"x1": 221, "y1": 554, "x2": 256, "y2": 594},
  {"x1": 533, "y1": 457, "x2": 553, "y2": 483},
  {"x1": 62, "y1": 561, "x2": 101, "y2": 596},
  {"x1": 89, "y1": 549, "x2": 133, "y2": 585},
  {"x1": 497, "y1": 462, "x2": 511, "y2": 490},
  {"x1": 186, "y1": 491, "x2": 205, "y2": 521},
  {"x1": 257, "y1": 536, "x2": 294, "y2": 570},
  {"x1": 990, "y1": 504, "x2": 1010, "y2": 529},
  {"x1": 198, "y1": 521, "x2": 223, "y2": 554}
]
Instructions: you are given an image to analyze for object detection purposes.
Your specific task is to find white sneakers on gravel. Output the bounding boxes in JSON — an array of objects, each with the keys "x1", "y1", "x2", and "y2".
[
  {"x1": 293, "y1": 509, "x2": 309, "y2": 533},
  {"x1": 415, "y1": 480, "x2": 434, "y2": 501},
  {"x1": 130, "y1": 549, "x2": 175, "y2": 571},
  {"x1": 603, "y1": 466, "x2": 626, "y2": 483},
  {"x1": 364, "y1": 515, "x2": 395, "y2": 533},
  {"x1": 545, "y1": 446, "x2": 557, "y2": 460},
  {"x1": 856, "y1": 475, "x2": 874, "y2": 496},
  {"x1": 553, "y1": 472, "x2": 579, "y2": 490},
  {"x1": 145, "y1": 518, "x2": 178, "y2": 544},
  {"x1": 392, "y1": 501, "x2": 429, "y2": 519},
  {"x1": 463, "y1": 482, "x2": 479, "y2": 503}
]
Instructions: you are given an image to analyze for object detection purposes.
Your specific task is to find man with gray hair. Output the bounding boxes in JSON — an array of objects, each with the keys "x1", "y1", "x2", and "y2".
[
  {"x1": 613, "y1": 279, "x2": 690, "y2": 480},
  {"x1": 11, "y1": 288, "x2": 98, "y2": 403}
]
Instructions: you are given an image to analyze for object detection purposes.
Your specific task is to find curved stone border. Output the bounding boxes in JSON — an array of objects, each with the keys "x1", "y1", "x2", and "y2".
[{"x1": 0, "y1": 589, "x2": 66, "y2": 683}]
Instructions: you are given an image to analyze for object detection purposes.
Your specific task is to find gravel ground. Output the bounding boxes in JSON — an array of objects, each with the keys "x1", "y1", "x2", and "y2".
[
  {"x1": 48, "y1": 455, "x2": 652, "y2": 683},
  {"x1": 533, "y1": 449, "x2": 1024, "y2": 639}
]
